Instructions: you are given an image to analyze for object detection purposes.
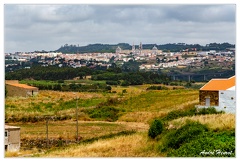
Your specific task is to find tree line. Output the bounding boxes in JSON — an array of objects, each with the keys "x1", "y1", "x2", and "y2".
[
  {"x1": 55, "y1": 42, "x2": 235, "y2": 53},
  {"x1": 5, "y1": 65, "x2": 171, "y2": 86}
]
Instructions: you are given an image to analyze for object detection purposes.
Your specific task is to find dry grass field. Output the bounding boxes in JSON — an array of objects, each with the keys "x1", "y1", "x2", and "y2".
[
  {"x1": 5, "y1": 86, "x2": 211, "y2": 157},
  {"x1": 8, "y1": 120, "x2": 149, "y2": 140},
  {"x1": 42, "y1": 132, "x2": 160, "y2": 157},
  {"x1": 168, "y1": 113, "x2": 235, "y2": 131}
]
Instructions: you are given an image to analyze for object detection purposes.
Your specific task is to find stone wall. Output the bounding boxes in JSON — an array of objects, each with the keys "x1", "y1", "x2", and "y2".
[{"x1": 199, "y1": 90, "x2": 219, "y2": 106}]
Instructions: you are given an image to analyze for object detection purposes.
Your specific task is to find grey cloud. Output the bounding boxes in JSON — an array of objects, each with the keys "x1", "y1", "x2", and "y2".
[{"x1": 4, "y1": 4, "x2": 236, "y2": 53}]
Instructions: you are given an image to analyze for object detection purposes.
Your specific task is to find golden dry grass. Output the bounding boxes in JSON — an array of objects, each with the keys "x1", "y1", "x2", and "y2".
[
  {"x1": 168, "y1": 113, "x2": 235, "y2": 131},
  {"x1": 7, "y1": 120, "x2": 149, "y2": 140},
  {"x1": 118, "y1": 99, "x2": 199, "y2": 123},
  {"x1": 43, "y1": 133, "x2": 160, "y2": 157},
  {"x1": 5, "y1": 90, "x2": 105, "y2": 120}
]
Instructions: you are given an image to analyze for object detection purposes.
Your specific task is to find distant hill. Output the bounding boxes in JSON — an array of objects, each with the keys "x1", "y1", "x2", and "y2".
[{"x1": 55, "y1": 42, "x2": 235, "y2": 53}]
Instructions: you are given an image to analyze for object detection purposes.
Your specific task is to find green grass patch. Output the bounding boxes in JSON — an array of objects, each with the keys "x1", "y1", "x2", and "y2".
[
  {"x1": 167, "y1": 130, "x2": 235, "y2": 157},
  {"x1": 160, "y1": 107, "x2": 224, "y2": 122},
  {"x1": 159, "y1": 121, "x2": 209, "y2": 151},
  {"x1": 64, "y1": 80, "x2": 106, "y2": 85},
  {"x1": 120, "y1": 89, "x2": 198, "y2": 112},
  {"x1": 155, "y1": 120, "x2": 235, "y2": 157},
  {"x1": 84, "y1": 106, "x2": 125, "y2": 122}
]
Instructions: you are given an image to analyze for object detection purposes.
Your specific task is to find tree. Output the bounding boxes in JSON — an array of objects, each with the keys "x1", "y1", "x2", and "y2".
[
  {"x1": 148, "y1": 119, "x2": 163, "y2": 139},
  {"x1": 105, "y1": 85, "x2": 112, "y2": 91}
]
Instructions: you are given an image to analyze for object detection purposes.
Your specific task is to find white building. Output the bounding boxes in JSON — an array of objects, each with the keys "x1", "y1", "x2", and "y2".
[{"x1": 198, "y1": 76, "x2": 235, "y2": 113}]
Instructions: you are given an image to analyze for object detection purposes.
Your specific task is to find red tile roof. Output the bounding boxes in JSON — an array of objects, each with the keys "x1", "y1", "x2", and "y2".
[
  {"x1": 200, "y1": 76, "x2": 235, "y2": 91},
  {"x1": 6, "y1": 83, "x2": 38, "y2": 90}
]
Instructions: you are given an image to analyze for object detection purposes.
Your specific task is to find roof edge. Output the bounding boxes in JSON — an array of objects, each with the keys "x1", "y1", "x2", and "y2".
[{"x1": 200, "y1": 75, "x2": 235, "y2": 90}]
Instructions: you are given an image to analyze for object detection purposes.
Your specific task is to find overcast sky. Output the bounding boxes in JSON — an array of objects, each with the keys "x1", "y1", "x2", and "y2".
[{"x1": 4, "y1": 4, "x2": 236, "y2": 53}]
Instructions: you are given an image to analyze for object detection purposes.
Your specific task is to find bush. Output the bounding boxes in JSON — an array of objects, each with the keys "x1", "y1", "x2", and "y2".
[
  {"x1": 161, "y1": 107, "x2": 196, "y2": 122},
  {"x1": 197, "y1": 107, "x2": 224, "y2": 115},
  {"x1": 161, "y1": 107, "x2": 224, "y2": 122},
  {"x1": 167, "y1": 130, "x2": 235, "y2": 157},
  {"x1": 122, "y1": 89, "x2": 127, "y2": 93},
  {"x1": 84, "y1": 106, "x2": 123, "y2": 121},
  {"x1": 148, "y1": 119, "x2": 164, "y2": 139},
  {"x1": 106, "y1": 80, "x2": 119, "y2": 85},
  {"x1": 105, "y1": 85, "x2": 112, "y2": 91},
  {"x1": 147, "y1": 86, "x2": 161, "y2": 90},
  {"x1": 146, "y1": 85, "x2": 169, "y2": 90},
  {"x1": 120, "y1": 80, "x2": 130, "y2": 86},
  {"x1": 161, "y1": 121, "x2": 208, "y2": 151},
  {"x1": 57, "y1": 80, "x2": 64, "y2": 83}
]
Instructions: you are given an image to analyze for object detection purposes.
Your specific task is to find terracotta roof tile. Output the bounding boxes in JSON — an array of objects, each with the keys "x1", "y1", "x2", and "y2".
[
  {"x1": 6, "y1": 83, "x2": 38, "y2": 90},
  {"x1": 200, "y1": 76, "x2": 235, "y2": 91}
]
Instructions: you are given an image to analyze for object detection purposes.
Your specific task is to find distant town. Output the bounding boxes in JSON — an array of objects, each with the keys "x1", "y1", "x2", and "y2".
[{"x1": 5, "y1": 42, "x2": 235, "y2": 81}]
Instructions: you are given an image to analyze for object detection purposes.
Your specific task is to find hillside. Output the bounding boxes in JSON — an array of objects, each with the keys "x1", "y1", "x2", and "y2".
[
  {"x1": 5, "y1": 86, "x2": 235, "y2": 157},
  {"x1": 55, "y1": 42, "x2": 235, "y2": 53}
]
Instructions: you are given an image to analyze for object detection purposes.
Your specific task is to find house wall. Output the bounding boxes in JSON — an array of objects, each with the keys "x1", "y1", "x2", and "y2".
[
  {"x1": 6, "y1": 84, "x2": 38, "y2": 97},
  {"x1": 218, "y1": 90, "x2": 236, "y2": 113},
  {"x1": 199, "y1": 90, "x2": 219, "y2": 106},
  {"x1": 5, "y1": 128, "x2": 20, "y2": 152}
]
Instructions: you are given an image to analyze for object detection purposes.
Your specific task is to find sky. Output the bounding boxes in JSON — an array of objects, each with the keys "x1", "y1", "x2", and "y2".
[{"x1": 3, "y1": 3, "x2": 237, "y2": 53}]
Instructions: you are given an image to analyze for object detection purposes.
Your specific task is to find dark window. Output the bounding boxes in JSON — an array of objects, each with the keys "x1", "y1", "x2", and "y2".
[{"x1": 5, "y1": 131, "x2": 8, "y2": 137}]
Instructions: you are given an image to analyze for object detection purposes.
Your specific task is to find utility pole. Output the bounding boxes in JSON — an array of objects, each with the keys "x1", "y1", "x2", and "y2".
[
  {"x1": 76, "y1": 95, "x2": 79, "y2": 142},
  {"x1": 46, "y1": 117, "x2": 49, "y2": 149}
]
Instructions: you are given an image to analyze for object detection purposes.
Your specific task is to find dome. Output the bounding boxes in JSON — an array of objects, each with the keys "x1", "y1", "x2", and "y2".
[
  {"x1": 152, "y1": 46, "x2": 158, "y2": 50},
  {"x1": 116, "y1": 46, "x2": 122, "y2": 53}
]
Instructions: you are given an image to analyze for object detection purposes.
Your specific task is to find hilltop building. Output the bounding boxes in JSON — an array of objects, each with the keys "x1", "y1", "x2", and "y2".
[
  {"x1": 198, "y1": 76, "x2": 235, "y2": 113},
  {"x1": 115, "y1": 46, "x2": 122, "y2": 54},
  {"x1": 117, "y1": 42, "x2": 162, "y2": 55}
]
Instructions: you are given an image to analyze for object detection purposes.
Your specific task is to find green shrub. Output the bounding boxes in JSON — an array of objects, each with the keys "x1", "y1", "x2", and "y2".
[
  {"x1": 146, "y1": 86, "x2": 162, "y2": 90},
  {"x1": 105, "y1": 85, "x2": 112, "y2": 91},
  {"x1": 122, "y1": 89, "x2": 127, "y2": 93},
  {"x1": 161, "y1": 107, "x2": 196, "y2": 122},
  {"x1": 168, "y1": 130, "x2": 235, "y2": 157},
  {"x1": 148, "y1": 119, "x2": 164, "y2": 139},
  {"x1": 84, "y1": 106, "x2": 123, "y2": 121},
  {"x1": 120, "y1": 80, "x2": 130, "y2": 86},
  {"x1": 197, "y1": 107, "x2": 224, "y2": 115},
  {"x1": 161, "y1": 121, "x2": 208, "y2": 151},
  {"x1": 97, "y1": 97, "x2": 122, "y2": 108},
  {"x1": 161, "y1": 107, "x2": 224, "y2": 122},
  {"x1": 106, "y1": 81, "x2": 119, "y2": 85}
]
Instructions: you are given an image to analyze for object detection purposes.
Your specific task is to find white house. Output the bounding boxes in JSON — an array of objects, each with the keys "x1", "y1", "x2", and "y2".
[{"x1": 198, "y1": 76, "x2": 235, "y2": 113}]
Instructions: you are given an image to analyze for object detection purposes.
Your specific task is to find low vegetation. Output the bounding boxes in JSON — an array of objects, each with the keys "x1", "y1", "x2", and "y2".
[
  {"x1": 148, "y1": 119, "x2": 163, "y2": 139},
  {"x1": 169, "y1": 113, "x2": 235, "y2": 131},
  {"x1": 42, "y1": 132, "x2": 159, "y2": 157},
  {"x1": 146, "y1": 107, "x2": 235, "y2": 157},
  {"x1": 5, "y1": 85, "x2": 235, "y2": 157},
  {"x1": 84, "y1": 106, "x2": 125, "y2": 122},
  {"x1": 156, "y1": 121, "x2": 235, "y2": 157}
]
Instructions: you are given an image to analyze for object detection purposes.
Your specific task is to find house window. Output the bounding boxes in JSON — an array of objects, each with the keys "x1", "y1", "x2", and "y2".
[{"x1": 5, "y1": 131, "x2": 8, "y2": 137}]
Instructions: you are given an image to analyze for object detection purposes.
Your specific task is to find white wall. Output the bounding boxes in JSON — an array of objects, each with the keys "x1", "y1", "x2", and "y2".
[{"x1": 218, "y1": 90, "x2": 236, "y2": 113}]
